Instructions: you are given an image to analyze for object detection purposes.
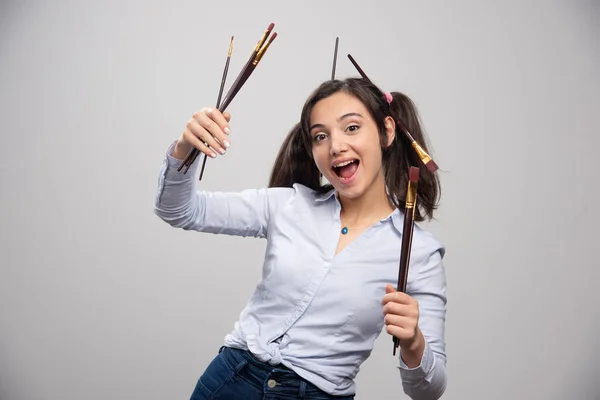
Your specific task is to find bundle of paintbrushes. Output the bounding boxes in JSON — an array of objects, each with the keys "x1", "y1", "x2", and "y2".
[
  {"x1": 178, "y1": 23, "x2": 278, "y2": 179},
  {"x1": 393, "y1": 166, "x2": 420, "y2": 356}
]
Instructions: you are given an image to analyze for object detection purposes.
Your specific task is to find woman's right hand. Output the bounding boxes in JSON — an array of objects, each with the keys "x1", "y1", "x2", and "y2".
[{"x1": 172, "y1": 107, "x2": 231, "y2": 160}]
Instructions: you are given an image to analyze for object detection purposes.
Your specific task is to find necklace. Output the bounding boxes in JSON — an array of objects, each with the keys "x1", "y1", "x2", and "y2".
[
  {"x1": 341, "y1": 226, "x2": 362, "y2": 234},
  {"x1": 340, "y1": 212, "x2": 394, "y2": 235},
  {"x1": 340, "y1": 223, "x2": 378, "y2": 235}
]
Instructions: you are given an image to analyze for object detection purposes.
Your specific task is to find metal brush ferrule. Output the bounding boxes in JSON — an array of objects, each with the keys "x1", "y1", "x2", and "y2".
[
  {"x1": 406, "y1": 183, "x2": 417, "y2": 207},
  {"x1": 411, "y1": 141, "x2": 432, "y2": 164}
]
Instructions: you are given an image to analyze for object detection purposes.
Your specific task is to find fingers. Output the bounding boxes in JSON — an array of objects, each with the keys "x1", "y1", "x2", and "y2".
[
  {"x1": 384, "y1": 316, "x2": 415, "y2": 339},
  {"x1": 381, "y1": 288, "x2": 419, "y2": 335},
  {"x1": 381, "y1": 289, "x2": 414, "y2": 306},
  {"x1": 383, "y1": 306, "x2": 419, "y2": 341},
  {"x1": 183, "y1": 107, "x2": 232, "y2": 158},
  {"x1": 200, "y1": 107, "x2": 231, "y2": 141},
  {"x1": 182, "y1": 126, "x2": 217, "y2": 159},
  {"x1": 194, "y1": 108, "x2": 230, "y2": 151},
  {"x1": 184, "y1": 118, "x2": 223, "y2": 158},
  {"x1": 382, "y1": 300, "x2": 419, "y2": 319},
  {"x1": 382, "y1": 284, "x2": 420, "y2": 344}
]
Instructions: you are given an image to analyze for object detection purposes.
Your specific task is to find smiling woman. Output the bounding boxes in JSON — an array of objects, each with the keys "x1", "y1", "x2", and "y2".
[
  {"x1": 154, "y1": 77, "x2": 447, "y2": 400},
  {"x1": 270, "y1": 78, "x2": 441, "y2": 223},
  {"x1": 311, "y1": 94, "x2": 392, "y2": 200}
]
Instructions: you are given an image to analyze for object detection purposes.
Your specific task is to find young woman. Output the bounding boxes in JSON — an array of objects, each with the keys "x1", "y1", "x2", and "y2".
[{"x1": 154, "y1": 78, "x2": 447, "y2": 400}]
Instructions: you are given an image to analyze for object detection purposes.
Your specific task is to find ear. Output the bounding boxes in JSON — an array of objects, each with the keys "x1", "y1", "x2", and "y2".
[{"x1": 384, "y1": 116, "x2": 396, "y2": 147}]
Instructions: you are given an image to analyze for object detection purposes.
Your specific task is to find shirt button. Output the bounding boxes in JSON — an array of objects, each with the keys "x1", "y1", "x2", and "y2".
[{"x1": 267, "y1": 379, "x2": 277, "y2": 388}]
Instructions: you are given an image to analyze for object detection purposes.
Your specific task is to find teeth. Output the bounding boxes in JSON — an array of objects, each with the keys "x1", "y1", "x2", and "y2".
[{"x1": 334, "y1": 160, "x2": 355, "y2": 168}]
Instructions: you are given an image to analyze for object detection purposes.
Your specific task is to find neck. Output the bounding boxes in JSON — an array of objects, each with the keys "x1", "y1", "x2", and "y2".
[{"x1": 338, "y1": 176, "x2": 394, "y2": 226}]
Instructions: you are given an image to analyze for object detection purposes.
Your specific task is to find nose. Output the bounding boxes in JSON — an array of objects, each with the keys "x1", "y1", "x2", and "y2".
[{"x1": 329, "y1": 131, "x2": 348, "y2": 156}]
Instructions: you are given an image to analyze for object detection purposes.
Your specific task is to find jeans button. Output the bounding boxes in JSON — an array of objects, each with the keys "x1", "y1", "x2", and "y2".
[{"x1": 267, "y1": 379, "x2": 277, "y2": 388}]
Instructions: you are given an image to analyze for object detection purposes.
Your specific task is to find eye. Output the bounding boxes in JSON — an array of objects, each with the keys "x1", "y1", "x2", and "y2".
[
  {"x1": 313, "y1": 133, "x2": 328, "y2": 142},
  {"x1": 346, "y1": 124, "x2": 360, "y2": 132}
]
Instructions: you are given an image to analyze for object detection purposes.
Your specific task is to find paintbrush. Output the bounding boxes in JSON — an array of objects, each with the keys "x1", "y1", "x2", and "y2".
[
  {"x1": 180, "y1": 35, "x2": 235, "y2": 176},
  {"x1": 347, "y1": 54, "x2": 439, "y2": 173},
  {"x1": 393, "y1": 166, "x2": 419, "y2": 356},
  {"x1": 178, "y1": 23, "x2": 277, "y2": 176},
  {"x1": 331, "y1": 37, "x2": 339, "y2": 80}
]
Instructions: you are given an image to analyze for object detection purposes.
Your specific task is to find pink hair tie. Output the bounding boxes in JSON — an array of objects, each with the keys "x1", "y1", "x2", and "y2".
[{"x1": 384, "y1": 92, "x2": 393, "y2": 104}]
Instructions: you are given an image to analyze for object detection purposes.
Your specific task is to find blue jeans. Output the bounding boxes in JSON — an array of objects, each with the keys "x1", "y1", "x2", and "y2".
[{"x1": 189, "y1": 346, "x2": 355, "y2": 399}]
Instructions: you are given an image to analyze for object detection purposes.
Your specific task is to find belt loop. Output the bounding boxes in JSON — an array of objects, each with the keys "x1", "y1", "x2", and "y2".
[
  {"x1": 234, "y1": 358, "x2": 248, "y2": 374},
  {"x1": 298, "y1": 381, "x2": 306, "y2": 398}
]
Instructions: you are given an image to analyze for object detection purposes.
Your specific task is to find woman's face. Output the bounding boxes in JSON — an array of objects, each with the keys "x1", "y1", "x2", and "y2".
[{"x1": 309, "y1": 92, "x2": 394, "y2": 200}]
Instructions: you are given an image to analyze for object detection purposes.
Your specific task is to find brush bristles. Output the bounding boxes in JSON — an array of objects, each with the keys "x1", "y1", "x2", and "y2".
[{"x1": 425, "y1": 159, "x2": 438, "y2": 173}]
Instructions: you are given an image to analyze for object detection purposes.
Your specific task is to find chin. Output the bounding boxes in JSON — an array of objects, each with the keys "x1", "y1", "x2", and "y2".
[{"x1": 334, "y1": 186, "x2": 365, "y2": 200}]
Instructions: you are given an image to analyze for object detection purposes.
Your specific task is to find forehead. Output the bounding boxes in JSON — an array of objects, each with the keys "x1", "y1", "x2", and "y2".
[{"x1": 309, "y1": 92, "x2": 369, "y2": 123}]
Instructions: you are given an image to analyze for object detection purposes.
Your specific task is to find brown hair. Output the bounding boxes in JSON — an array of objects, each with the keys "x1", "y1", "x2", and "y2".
[{"x1": 268, "y1": 78, "x2": 440, "y2": 222}]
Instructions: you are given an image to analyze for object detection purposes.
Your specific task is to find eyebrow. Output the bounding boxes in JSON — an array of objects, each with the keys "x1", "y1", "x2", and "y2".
[{"x1": 309, "y1": 112, "x2": 364, "y2": 132}]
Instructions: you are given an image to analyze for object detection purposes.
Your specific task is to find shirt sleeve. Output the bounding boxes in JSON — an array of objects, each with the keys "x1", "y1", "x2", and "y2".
[
  {"x1": 398, "y1": 246, "x2": 448, "y2": 400},
  {"x1": 154, "y1": 142, "x2": 295, "y2": 238}
]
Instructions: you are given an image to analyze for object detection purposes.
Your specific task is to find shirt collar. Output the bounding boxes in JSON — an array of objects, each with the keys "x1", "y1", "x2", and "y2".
[
  {"x1": 388, "y1": 209, "x2": 407, "y2": 234},
  {"x1": 314, "y1": 186, "x2": 337, "y2": 202}
]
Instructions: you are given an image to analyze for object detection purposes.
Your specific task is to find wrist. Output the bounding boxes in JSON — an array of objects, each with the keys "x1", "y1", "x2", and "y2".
[
  {"x1": 172, "y1": 139, "x2": 192, "y2": 160},
  {"x1": 400, "y1": 328, "x2": 426, "y2": 368}
]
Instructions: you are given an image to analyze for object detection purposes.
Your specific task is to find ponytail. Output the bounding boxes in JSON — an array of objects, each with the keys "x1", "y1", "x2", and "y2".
[
  {"x1": 268, "y1": 122, "x2": 326, "y2": 191},
  {"x1": 385, "y1": 91, "x2": 440, "y2": 222}
]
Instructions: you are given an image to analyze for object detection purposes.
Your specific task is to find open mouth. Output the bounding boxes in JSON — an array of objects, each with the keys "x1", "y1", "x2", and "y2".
[{"x1": 332, "y1": 159, "x2": 360, "y2": 182}]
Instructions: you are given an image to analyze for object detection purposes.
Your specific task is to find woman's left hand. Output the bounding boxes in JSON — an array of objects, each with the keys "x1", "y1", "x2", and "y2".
[{"x1": 381, "y1": 284, "x2": 425, "y2": 366}]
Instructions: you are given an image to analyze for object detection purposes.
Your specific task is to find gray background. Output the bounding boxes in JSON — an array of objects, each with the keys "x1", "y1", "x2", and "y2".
[{"x1": 1, "y1": 1, "x2": 599, "y2": 399}]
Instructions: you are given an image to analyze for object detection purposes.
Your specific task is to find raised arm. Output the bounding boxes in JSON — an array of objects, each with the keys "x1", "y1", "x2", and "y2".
[{"x1": 154, "y1": 107, "x2": 294, "y2": 238}]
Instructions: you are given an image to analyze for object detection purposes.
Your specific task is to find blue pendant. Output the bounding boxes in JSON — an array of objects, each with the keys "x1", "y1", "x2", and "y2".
[{"x1": 341, "y1": 227, "x2": 348, "y2": 235}]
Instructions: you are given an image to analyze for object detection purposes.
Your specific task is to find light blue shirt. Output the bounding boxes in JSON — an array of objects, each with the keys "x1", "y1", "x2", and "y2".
[{"x1": 154, "y1": 143, "x2": 448, "y2": 399}]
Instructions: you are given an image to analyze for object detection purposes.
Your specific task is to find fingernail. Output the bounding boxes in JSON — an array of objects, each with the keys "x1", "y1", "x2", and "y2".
[
  {"x1": 223, "y1": 140, "x2": 230, "y2": 148},
  {"x1": 224, "y1": 127, "x2": 230, "y2": 135},
  {"x1": 219, "y1": 148, "x2": 226, "y2": 155},
  {"x1": 210, "y1": 152, "x2": 217, "y2": 158}
]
